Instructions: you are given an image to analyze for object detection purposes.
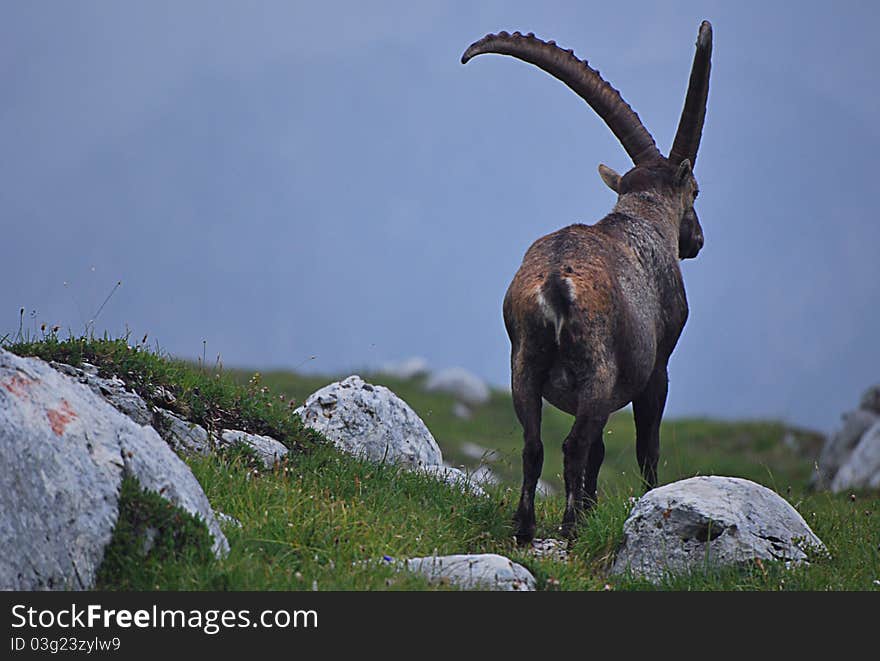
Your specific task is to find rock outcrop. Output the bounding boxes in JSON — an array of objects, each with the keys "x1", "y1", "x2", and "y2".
[
  {"x1": 0, "y1": 348, "x2": 228, "y2": 590},
  {"x1": 814, "y1": 383, "x2": 880, "y2": 491},
  {"x1": 830, "y1": 421, "x2": 880, "y2": 491}
]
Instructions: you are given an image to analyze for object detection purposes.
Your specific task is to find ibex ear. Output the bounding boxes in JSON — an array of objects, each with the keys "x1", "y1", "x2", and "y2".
[
  {"x1": 675, "y1": 159, "x2": 692, "y2": 185},
  {"x1": 598, "y1": 163, "x2": 621, "y2": 193}
]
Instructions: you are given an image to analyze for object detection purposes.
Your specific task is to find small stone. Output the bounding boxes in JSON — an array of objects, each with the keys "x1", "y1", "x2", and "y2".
[
  {"x1": 154, "y1": 408, "x2": 211, "y2": 455},
  {"x1": 219, "y1": 429, "x2": 289, "y2": 468},
  {"x1": 530, "y1": 538, "x2": 569, "y2": 562},
  {"x1": 401, "y1": 553, "x2": 536, "y2": 591}
]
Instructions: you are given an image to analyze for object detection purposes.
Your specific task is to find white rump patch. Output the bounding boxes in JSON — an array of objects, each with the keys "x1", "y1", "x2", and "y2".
[
  {"x1": 536, "y1": 290, "x2": 565, "y2": 345},
  {"x1": 564, "y1": 277, "x2": 577, "y2": 302}
]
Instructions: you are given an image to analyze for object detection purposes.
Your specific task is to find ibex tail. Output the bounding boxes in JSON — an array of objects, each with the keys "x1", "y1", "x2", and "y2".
[{"x1": 538, "y1": 271, "x2": 575, "y2": 344}]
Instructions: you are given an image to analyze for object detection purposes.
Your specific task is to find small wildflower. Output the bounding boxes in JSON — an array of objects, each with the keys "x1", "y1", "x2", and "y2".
[
  {"x1": 603, "y1": 583, "x2": 613, "y2": 591},
  {"x1": 755, "y1": 558, "x2": 768, "y2": 579}
]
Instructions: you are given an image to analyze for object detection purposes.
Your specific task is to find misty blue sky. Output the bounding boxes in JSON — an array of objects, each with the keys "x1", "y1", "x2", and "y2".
[{"x1": 2, "y1": 1, "x2": 878, "y2": 432}]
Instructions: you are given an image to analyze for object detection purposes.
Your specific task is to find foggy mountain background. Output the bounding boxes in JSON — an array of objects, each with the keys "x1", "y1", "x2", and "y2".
[{"x1": 3, "y1": 1, "x2": 878, "y2": 432}]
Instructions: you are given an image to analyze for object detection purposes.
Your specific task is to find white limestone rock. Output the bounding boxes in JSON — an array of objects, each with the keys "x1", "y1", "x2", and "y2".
[
  {"x1": 295, "y1": 375, "x2": 442, "y2": 468},
  {"x1": 611, "y1": 476, "x2": 825, "y2": 582},
  {"x1": 400, "y1": 553, "x2": 535, "y2": 591},
  {"x1": 830, "y1": 420, "x2": 880, "y2": 492},
  {"x1": 814, "y1": 408, "x2": 878, "y2": 488},
  {"x1": 219, "y1": 429, "x2": 289, "y2": 468},
  {"x1": 0, "y1": 348, "x2": 228, "y2": 590},
  {"x1": 154, "y1": 408, "x2": 211, "y2": 455}
]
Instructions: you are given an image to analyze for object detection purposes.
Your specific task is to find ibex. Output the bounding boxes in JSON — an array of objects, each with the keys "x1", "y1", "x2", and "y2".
[{"x1": 461, "y1": 22, "x2": 712, "y2": 542}]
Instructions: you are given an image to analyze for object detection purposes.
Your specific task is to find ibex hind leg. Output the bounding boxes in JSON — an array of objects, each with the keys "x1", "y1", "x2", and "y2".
[
  {"x1": 633, "y1": 364, "x2": 669, "y2": 491},
  {"x1": 510, "y1": 342, "x2": 554, "y2": 546},
  {"x1": 580, "y1": 437, "x2": 606, "y2": 510},
  {"x1": 561, "y1": 411, "x2": 608, "y2": 540}
]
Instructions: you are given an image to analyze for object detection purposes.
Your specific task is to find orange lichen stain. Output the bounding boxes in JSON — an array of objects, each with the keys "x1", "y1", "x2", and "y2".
[
  {"x1": 46, "y1": 399, "x2": 77, "y2": 436},
  {"x1": 2, "y1": 373, "x2": 36, "y2": 398}
]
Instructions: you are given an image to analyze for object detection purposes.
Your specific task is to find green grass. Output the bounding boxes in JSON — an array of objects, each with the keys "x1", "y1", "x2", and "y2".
[
  {"x1": 4, "y1": 335, "x2": 878, "y2": 590},
  {"x1": 95, "y1": 476, "x2": 215, "y2": 590}
]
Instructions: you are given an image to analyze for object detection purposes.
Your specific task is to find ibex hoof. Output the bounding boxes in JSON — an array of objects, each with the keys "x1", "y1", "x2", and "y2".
[{"x1": 513, "y1": 514, "x2": 536, "y2": 546}]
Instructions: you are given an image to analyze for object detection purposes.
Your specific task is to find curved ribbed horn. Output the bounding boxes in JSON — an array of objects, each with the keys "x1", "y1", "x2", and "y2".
[
  {"x1": 462, "y1": 31, "x2": 661, "y2": 165},
  {"x1": 669, "y1": 21, "x2": 712, "y2": 166}
]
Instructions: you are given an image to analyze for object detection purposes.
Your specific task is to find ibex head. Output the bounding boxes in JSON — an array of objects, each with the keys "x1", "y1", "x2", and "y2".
[{"x1": 462, "y1": 21, "x2": 712, "y2": 260}]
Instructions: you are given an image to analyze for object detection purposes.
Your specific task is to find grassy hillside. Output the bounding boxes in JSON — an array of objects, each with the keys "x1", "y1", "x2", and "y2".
[
  {"x1": 243, "y1": 368, "x2": 826, "y2": 495},
  {"x1": 5, "y1": 336, "x2": 879, "y2": 590}
]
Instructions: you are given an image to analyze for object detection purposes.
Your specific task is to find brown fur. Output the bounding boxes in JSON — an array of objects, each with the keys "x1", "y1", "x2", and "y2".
[
  {"x1": 462, "y1": 22, "x2": 712, "y2": 543},
  {"x1": 504, "y1": 158, "x2": 703, "y2": 542}
]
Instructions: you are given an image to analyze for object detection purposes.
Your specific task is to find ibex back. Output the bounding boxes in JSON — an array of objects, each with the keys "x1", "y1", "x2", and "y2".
[{"x1": 461, "y1": 22, "x2": 712, "y2": 542}]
